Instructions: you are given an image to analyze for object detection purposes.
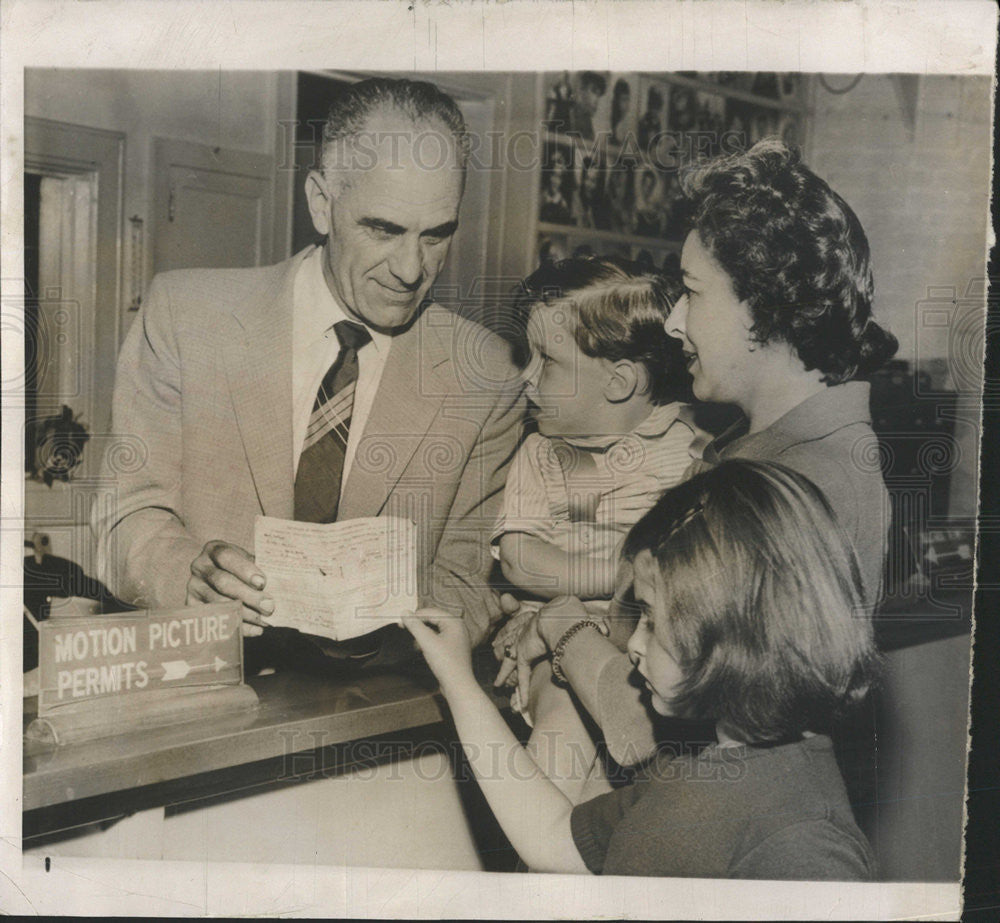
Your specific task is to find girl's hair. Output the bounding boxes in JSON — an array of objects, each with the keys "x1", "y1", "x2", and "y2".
[
  {"x1": 622, "y1": 459, "x2": 878, "y2": 744},
  {"x1": 509, "y1": 256, "x2": 690, "y2": 405},
  {"x1": 679, "y1": 139, "x2": 898, "y2": 384}
]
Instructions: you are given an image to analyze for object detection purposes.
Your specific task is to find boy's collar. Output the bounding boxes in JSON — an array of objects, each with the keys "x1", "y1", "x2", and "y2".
[{"x1": 556, "y1": 401, "x2": 686, "y2": 449}]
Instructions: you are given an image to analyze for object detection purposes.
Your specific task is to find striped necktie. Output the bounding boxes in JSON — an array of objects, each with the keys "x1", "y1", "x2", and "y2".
[{"x1": 294, "y1": 319, "x2": 372, "y2": 523}]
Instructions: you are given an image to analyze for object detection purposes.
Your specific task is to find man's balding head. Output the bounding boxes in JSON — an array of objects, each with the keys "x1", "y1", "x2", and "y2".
[{"x1": 320, "y1": 77, "x2": 470, "y2": 182}]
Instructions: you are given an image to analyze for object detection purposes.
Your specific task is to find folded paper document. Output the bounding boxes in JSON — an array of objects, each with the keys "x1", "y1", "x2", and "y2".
[{"x1": 253, "y1": 515, "x2": 418, "y2": 641}]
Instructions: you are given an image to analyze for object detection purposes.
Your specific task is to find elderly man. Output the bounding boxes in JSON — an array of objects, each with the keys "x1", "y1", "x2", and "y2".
[{"x1": 93, "y1": 77, "x2": 524, "y2": 665}]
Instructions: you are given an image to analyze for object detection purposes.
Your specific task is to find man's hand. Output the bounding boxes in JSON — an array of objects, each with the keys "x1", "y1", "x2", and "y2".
[
  {"x1": 186, "y1": 540, "x2": 274, "y2": 637},
  {"x1": 404, "y1": 608, "x2": 476, "y2": 699}
]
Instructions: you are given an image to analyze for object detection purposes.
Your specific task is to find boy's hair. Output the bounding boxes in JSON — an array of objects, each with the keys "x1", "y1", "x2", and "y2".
[
  {"x1": 622, "y1": 459, "x2": 878, "y2": 744},
  {"x1": 512, "y1": 256, "x2": 690, "y2": 405},
  {"x1": 679, "y1": 139, "x2": 897, "y2": 384}
]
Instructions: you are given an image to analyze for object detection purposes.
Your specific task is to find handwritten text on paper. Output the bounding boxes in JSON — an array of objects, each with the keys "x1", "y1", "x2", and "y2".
[{"x1": 253, "y1": 515, "x2": 418, "y2": 641}]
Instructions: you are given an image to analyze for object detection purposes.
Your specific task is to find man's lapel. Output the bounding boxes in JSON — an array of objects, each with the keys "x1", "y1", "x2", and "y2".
[
  {"x1": 339, "y1": 312, "x2": 450, "y2": 520},
  {"x1": 222, "y1": 252, "x2": 306, "y2": 518}
]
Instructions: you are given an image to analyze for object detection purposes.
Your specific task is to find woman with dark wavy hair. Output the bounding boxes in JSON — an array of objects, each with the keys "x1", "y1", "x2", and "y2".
[
  {"x1": 667, "y1": 138, "x2": 897, "y2": 603},
  {"x1": 501, "y1": 140, "x2": 898, "y2": 808}
]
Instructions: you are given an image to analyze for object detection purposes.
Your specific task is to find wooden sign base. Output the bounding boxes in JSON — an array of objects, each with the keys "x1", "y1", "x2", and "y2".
[{"x1": 25, "y1": 683, "x2": 259, "y2": 748}]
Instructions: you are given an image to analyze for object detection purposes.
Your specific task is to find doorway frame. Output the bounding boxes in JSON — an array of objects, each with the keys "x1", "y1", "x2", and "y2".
[
  {"x1": 24, "y1": 117, "x2": 124, "y2": 442},
  {"x1": 23, "y1": 118, "x2": 124, "y2": 571}
]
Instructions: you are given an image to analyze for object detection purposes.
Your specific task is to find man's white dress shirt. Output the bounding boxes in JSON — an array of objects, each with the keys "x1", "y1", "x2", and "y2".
[{"x1": 291, "y1": 247, "x2": 391, "y2": 484}]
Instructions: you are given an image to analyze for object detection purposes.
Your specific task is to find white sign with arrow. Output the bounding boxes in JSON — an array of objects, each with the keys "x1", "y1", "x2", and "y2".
[
  {"x1": 37, "y1": 602, "x2": 244, "y2": 713},
  {"x1": 158, "y1": 656, "x2": 230, "y2": 681}
]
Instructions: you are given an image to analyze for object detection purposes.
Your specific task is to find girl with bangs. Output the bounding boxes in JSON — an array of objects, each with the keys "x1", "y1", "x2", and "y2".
[{"x1": 405, "y1": 459, "x2": 878, "y2": 879}]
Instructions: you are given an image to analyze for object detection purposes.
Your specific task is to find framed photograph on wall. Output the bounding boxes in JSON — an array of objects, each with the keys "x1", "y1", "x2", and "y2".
[
  {"x1": 694, "y1": 89, "x2": 727, "y2": 156},
  {"x1": 602, "y1": 156, "x2": 636, "y2": 234},
  {"x1": 543, "y1": 71, "x2": 610, "y2": 141},
  {"x1": 538, "y1": 139, "x2": 575, "y2": 226},
  {"x1": 723, "y1": 98, "x2": 776, "y2": 149},
  {"x1": 778, "y1": 72, "x2": 801, "y2": 103},
  {"x1": 658, "y1": 169, "x2": 685, "y2": 240},
  {"x1": 599, "y1": 73, "x2": 639, "y2": 146},
  {"x1": 723, "y1": 100, "x2": 802, "y2": 151},
  {"x1": 712, "y1": 71, "x2": 758, "y2": 93},
  {"x1": 633, "y1": 162, "x2": 664, "y2": 238},
  {"x1": 751, "y1": 71, "x2": 782, "y2": 99},
  {"x1": 568, "y1": 70, "x2": 609, "y2": 141},
  {"x1": 573, "y1": 150, "x2": 606, "y2": 229},
  {"x1": 542, "y1": 71, "x2": 573, "y2": 134},
  {"x1": 636, "y1": 76, "x2": 671, "y2": 156},
  {"x1": 666, "y1": 82, "x2": 698, "y2": 133}
]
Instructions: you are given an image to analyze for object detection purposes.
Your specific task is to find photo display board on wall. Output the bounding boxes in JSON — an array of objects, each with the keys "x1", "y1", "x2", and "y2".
[{"x1": 537, "y1": 71, "x2": 804, "y2": 270}]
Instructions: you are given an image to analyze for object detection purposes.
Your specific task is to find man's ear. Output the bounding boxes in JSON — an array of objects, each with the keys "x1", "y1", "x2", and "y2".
[
  {"x1": 305, "y1": 170, "x2": 335, "y2": 237},
  {"x1": 604, "y1": 359, "x2": 645, "y2": 403}
]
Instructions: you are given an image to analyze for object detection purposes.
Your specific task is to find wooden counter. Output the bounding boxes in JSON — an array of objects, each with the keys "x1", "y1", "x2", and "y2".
[{"x1": 23, "y1": 663, "x2": 450, "y2": 839}]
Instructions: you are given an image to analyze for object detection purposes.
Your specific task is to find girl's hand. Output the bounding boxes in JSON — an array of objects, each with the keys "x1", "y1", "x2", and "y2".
[{"x1": 403, "y1": 608, "x2": 476, "y2": 697}]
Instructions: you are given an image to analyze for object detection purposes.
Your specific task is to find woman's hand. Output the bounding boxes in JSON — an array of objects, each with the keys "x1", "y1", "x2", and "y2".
[
  {"x1": 493, "y1": 610, "x2": 548, "y2": 718},
  {"x1": 404, "y1": 608, "x2": 476, "y2": 698},
  {"x1": 536, "y1": 594, "x2": 594, "y2": 650},
  {"x1": 491, "y1": 593, "x2": 524, "y2": 660},
  {"x1": 492, "y1": 604, "x2": 539, "y2": 664}
]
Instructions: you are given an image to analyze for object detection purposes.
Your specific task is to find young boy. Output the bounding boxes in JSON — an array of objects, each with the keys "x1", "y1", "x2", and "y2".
[{"x1": 492, "y1": 256, "x2": 699, "y2": 719}]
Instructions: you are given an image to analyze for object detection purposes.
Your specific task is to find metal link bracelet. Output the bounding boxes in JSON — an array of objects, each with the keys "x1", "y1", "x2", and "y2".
[{"x1": 550, "y1": 618, "x2": 610, "y2": 685}]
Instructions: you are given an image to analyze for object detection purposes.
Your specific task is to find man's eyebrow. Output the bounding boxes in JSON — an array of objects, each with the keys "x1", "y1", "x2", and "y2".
[
  {"x1": 422, "y1": 219, "x2": 459, "y2": 239},
  {"x1": 358, "y1": 217, "x2": 406, "y2": 234}
]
